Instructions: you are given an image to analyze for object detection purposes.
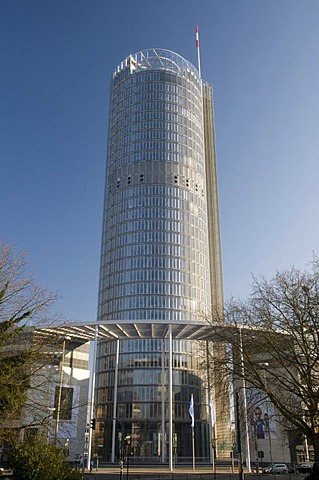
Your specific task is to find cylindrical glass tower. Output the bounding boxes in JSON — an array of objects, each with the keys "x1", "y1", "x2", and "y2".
[{"x1": 95, "y1": 49, "x2": 224, "y2": 464}]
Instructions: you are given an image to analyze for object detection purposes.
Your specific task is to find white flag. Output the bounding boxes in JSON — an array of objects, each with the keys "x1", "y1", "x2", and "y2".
[
  {"x1": 210, "y1": 396, "x2": 216, "y2": 426},
  {"x1": 189, "y1": 394, "x2": 194, "y2": 428}
]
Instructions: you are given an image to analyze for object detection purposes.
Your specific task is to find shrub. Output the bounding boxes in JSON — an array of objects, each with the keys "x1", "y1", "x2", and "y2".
[{"x1": 10, "y1": 436, "x2": 82, "y2": 480}]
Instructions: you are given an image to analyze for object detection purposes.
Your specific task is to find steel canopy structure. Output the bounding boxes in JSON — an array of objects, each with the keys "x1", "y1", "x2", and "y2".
[
  {"x1": 36, "y1": 319, "x2": 215, "y2": 344},
  {"x1": 36, "y1": 318, "x2": 222, "y2": 471}
]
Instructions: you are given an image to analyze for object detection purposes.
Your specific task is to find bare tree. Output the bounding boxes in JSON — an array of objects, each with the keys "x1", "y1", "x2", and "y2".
[
  {"x1": 0, "y1": 242, "x2": 59, "y2": 441},
  {"x1": 207, "y1": 257, "x2": 319, "y2": 474}
]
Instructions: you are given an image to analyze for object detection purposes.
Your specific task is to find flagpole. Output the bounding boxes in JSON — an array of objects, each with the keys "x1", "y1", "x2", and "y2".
[
  {"x1": 189, "y1": 394, "x2": 195, "y2": 471},
  {"x1": 210, "y1": 397, "x2": 216, "y2": 476},
  {"x1": 192, "y1": 425, "x2": 195, "y2": 471}
]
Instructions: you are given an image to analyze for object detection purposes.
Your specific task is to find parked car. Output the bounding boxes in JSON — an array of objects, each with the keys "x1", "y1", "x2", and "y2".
[
  {"x1": 263, "y1": 463, "x2": 289, "y2": 474},
  {"x1": 0, "y1": 467, "x2": 13, "y2": 477},
  {"x1": 297, "y1": 464, "x2": 312, "y2": 474}
]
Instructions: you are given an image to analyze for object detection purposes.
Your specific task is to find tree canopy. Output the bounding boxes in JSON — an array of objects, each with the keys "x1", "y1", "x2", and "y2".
[
  {"x1": 0, "y1": 242, "x2": 57, "y2": 438},
  {"x1": 208, "y1": 257, "x2": 319, "y2": 469}
]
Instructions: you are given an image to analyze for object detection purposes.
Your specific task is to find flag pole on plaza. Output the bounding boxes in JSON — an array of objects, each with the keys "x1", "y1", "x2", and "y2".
[
  {"x1": 189, "y1": 394, "x2": 195, "y2": 471},
  {"x1": 210, "y1": 396, "x2": 216, "y2": 472}
]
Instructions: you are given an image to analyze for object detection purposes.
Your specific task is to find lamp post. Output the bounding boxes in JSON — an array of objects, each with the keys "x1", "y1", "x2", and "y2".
[
  {"x1": 112, "y1": 417, "x2": 125, "y2": 480},
  {"x1": 211, "y1": 439, "x2": 216, "y2": 480},
  {"x1": 259, "y1": 362, "x2": 273, "y2": 466},
  {"x1": 119, "y1": 426, "x2": 124, "y2": 480},
  {"x1": 235, "y1": 389, "x2": 244, "y2": 480},
  {"x1": 54, "y1": 335, "x2": 71, "y2": 444},
  {"x1": 125, "y1": 435, "x2": 131, "y2": 480}
]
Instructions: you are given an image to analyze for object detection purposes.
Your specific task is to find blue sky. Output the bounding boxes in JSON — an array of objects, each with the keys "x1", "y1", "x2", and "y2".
[{"x1": 1, "y1": 0, "x2": 319, "y2": 323}]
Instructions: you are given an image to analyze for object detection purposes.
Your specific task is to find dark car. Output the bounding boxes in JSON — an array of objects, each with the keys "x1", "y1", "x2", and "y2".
[{"x1": 298, "y1": 464, "x2": 312, "y2": 474}]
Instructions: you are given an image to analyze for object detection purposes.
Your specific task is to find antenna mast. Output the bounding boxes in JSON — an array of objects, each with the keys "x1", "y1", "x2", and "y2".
[{"x1": 195, "y1": 25, "x2": 201, "y2": 78}]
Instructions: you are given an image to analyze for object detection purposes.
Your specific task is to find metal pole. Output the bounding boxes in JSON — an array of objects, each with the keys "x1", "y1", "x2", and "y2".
[
  {"x1": 113, "y1": 418, "x2": 124, "y2": 478},
  {"x1": 213, "y1": 442, "x2": 217, "y2": 480},
  {"x1": 239, "y1": 328, "x2": 251, "y2": 471},
  {"x1": 264, "y1": 383, "x2": 273, "y2": 466},
  {"x1": 112, "y1": 339, "x2": 120, "y2": 463},
  {"x1": 192, "y1": 424, "x2": 195, "y2": 471},
  {"x1": 54, "y1": 338, "x2": 66, "y2": 444},
  {"x1": 195, "y1": 25, "x2": 201, "y2": 78},
  {"x1": 168, "y1": 325, "x2": 173, "y2": 471},
  {"x1": 259, "y1": 363, "x2": 273, "y2": 466},
  {"x1": 87, "y1": 325, "x2": 98, "y2": 470},
  {"x1": 161, "y1": 339, "x2": 165, "y2": 463},
  {"x1": 206, "y1": 340, "x2": 216, "y2": 469},
  {"x1": 125, "y1": 436, "x2": 131, "y2": 480},
  {"x1": 120, "y1": 459, "x2": 123, "y2": 480},
  {"x1": 126, "y1": 448, "x2": 129, "y2": 480},
  {"x1": 235, "y1": 389, "x2": 244, "y2": 480}
]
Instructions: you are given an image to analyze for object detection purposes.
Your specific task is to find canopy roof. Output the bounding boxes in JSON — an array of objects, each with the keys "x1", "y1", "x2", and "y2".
[{"x1": 36, "y1": 319, "x2": 213, "y2": 345}]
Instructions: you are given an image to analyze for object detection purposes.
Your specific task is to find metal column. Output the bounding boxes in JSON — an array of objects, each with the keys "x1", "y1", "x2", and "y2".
[
  {"x1": 168, "y1": 325, "x2": 173, "y2": 471},
  {"x1": 161, "y1": 339, "x2": 165, "y2": 463},
  {"x1": 87, "y1": 325, "x2": 98, "y2": 469},
  {"x1": 111, "y1": 339, "x2": 120, "y2": 463},
  {"x1": 239, "y1": 328, "x2": 251, "y2": 471}
]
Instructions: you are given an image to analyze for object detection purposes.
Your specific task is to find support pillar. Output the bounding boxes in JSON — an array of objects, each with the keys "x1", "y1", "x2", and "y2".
[
  {"x1": 168, "y1": 325, "x2": 173, "y2": 471},
  {"x1": 87, "y1": 325, "x2": 98, "y2": 470},
  {"x1": 111, "y1": 339, "x2": 120, "y2": 463}
]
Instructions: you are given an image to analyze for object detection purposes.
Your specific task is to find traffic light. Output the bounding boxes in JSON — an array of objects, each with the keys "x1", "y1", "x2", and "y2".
[{"x1": 90, "y1": 418, "x2": 96, "y2": 430}]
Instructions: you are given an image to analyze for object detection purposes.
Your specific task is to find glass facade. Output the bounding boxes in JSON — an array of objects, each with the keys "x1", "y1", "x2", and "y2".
[
  {"x1": 95, "y1": 49, "x2": 223, "y2": 463},
  {"x1": 95, "y1": 339, "x2": 209, "y2": 462}
]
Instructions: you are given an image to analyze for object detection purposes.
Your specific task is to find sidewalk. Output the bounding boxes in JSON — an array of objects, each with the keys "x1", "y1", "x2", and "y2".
[{"x1": 81, "y1": 464, "x2": 261, "y2": 479}]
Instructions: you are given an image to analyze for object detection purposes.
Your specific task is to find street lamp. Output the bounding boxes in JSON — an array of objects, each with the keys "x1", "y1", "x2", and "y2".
[
  {"x1": 112, "y1": 417, "x2": 125, "y2": 480},
  {"x1": 235, "y1": 389, "x2": 244, "y2": 480},
  {"x1": 211, "y1": 439, "x2": 217, "y2": 480},
  {"x1": 258, "y1": 362, "x2": 273, "y2": 466},
  {"x1": 125, "y1": 435, "x2": 131, "y2": 480},
  {"x1": 118, "y1": 424, "x2": 124, "y2": 480},
  {"x1": 54, "y1": 335, "x2": 71, "y2": 444}
]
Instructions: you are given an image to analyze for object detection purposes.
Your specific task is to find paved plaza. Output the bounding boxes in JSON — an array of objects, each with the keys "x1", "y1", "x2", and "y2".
[{"x1": 83, "y1": 465, "x2": 305, "y2": 480}]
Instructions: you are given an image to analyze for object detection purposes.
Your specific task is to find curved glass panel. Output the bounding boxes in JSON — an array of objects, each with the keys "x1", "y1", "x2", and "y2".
[{"x1": 114, "y1": 49, "x2": 200, "y2": 80}]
